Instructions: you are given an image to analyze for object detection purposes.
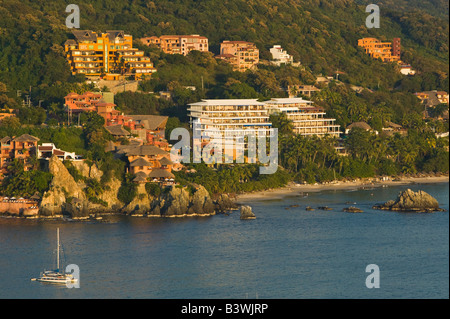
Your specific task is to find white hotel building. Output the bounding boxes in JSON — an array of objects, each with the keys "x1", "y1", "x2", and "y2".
[
  {"x1": 187, "y1": 99, "x2": 273, "y2": 161},
  {"x1": 188, "y1": 98, "x2": 340, "y2": 139},
  {"x1": 264, "y1": 98, "x2": 341, "y2": 138},
  {"x1": 187, "y1": 99, "x2": 273, "y2": 139}
]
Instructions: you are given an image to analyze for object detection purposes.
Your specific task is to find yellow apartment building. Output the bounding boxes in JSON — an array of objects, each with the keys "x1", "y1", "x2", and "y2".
[
  {"x1": 64, "y1": 30, "x2": 156, "y2": 80},
  {"x1": 358, "y1": 37, "x2": 401, "y2": 63}
]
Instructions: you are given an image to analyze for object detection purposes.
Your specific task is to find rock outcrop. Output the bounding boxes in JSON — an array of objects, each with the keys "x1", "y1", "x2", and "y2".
[
  {"x1": 148, "y1": 185, "x2": 216, "y2": 217},
  {"x1": 373, "y1": 189, "x2": 445, "y2": 212},
  {"x1": 39, "y1": 156, "x2": 125, "y2": 218},
  {"x1": 71, "y1": 161, "x2": 103, "y2": 181},
  {"x1": 215, "y1": 194, "x2": 238, "y2": 213},
  {"x1": 40, "y1": 155, "x2": 86, "y2": 216},
  {"x1": 123, "y1": 184, "x2": 152, "y2": 216},
  {"x1": 38, "y1": 156, "x2": 231, "y2": 219},
  {"x1": 240, "y1": 205, "x2": 256, "y2": 220},
  {"x1": 343, "y1": 206, "x2": 363, "y2": 213},
  {"x1": 187, "y1": 185, "x2": 215, "y2": 215}
]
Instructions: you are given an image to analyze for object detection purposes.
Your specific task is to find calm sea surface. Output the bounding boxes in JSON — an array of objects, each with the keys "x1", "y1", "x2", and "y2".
[{"x1": 0, "y1": 182, "x2": 448, "y2": 299}]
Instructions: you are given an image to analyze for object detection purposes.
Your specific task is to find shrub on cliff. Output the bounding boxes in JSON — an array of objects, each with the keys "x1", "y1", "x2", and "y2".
[
  {"x1": 145, "y1": 182, "x2": 161, "y2": 198},
  {"x1": 117, "y1": 173, "x2": 138, "y2": 205}
]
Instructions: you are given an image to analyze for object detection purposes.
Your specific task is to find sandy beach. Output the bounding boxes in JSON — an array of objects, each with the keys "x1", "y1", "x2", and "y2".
[{"x1": 235, "y1": 175, "x2": 449, "y2": 203}]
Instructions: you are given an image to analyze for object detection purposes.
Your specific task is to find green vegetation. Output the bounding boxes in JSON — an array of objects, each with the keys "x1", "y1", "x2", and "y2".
[
  {"x1": 276, "y1": 123, "x2": 449, "y2": 185},
  {"x1": 174, "y1": 163, "x2": 292, "y2": 194},
  {"x1": 0, "y1": 110, "x2": 126, "y2": 197},
  {"x1": 0, "y1": 159, "x2": 52, "y2": 197},
  {"x1": 117, "y1": 173, "x2": 138, "y2": 205},
  {"x1": 0, "y1": 0, "x2": 448, "y2": 197}
]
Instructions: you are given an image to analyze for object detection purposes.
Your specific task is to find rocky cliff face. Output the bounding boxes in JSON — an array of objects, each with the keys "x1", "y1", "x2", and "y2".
[
  {"x1": 123, "y1": 184, "x2": 152, "y2": 216},
  {"x1": 215, "y1": 194, "x2": 238, "y2": 212},
  {"x1": 147, "y1": 185, "x2": 216, "y2": 217},
  {"x1": 71, "y1": 161, "x2": 103, "y2": 181},
  {"x1": 39, "y1": 156, "x2": 123, "y2": 218},
  {"x1": 40, "y1": 156, "x2": 86, "y2": 216},
  {"x1": 39, "y1": 156, "x2": 234, "y2": 218},
  {"x1": 373, "y1": 189, "x2": 445, "y2": 212}
]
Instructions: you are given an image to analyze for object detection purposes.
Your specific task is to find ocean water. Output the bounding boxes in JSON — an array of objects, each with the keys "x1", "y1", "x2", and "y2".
[{"x1": 0, "y1": 182, "x2": 448, "y2": 299}]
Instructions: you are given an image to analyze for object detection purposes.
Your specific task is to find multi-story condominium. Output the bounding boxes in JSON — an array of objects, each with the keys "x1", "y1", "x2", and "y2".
[
  {"x1": 188, "y1": 99, "x2": 274, "y2": 161},
  {"x1": 218, "y1": 41, "x2": 260, "y2": 72},
  {"x1": 140, "y1": 35, "x2": 209, "y2": 56},
  {"x1": 64, "y1": 91, "x2": 118, "y2": 125},
  {"x1": 264, "y1": 98, "x2": 341, "y2": 138},
  {"x1": 64, "y1": 92, "x2": 169, "y2": 146},
  {"x1": 0, "y1": 134, "x2": 40, "y2": 179},
  {"x1": 64, "y1": 91, "x2": 104, "y2": 113},
  {"x1": 270, "y1": 45, "x2": 294, "y2": 66},
  {"x1": 392, "y1": 37, "x2": 401, "y2": 58},
  {"x1": 188, "y1": 99, "x2": 272, "y2": 140},
  {"x1": 188, "y1": 98, "x2": 340, "y2": 139},
  {"x1": 64, "y1": 30, "x2": 156, "y2": 80},
  {"x1": 187, "y1": 98, "x2": 341, "y2": 162},
  {"x1": 357, "y1": 37, "x2": 401, "y2": 62}
]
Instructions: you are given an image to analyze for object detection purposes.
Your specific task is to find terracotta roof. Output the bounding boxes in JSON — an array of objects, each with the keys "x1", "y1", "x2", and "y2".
[
  {"x1": 346, "y1": 122, "x2": 372, "y2": 131},
  {"x1": 72, "y1": 30, "x2": 98, "y2": 42},
  {"x1": 53, "y1": 150, "x2": 66, "y2": 156},
  {"x1": 124, "y1": 145, "x2": 169, "y2": 157},
  {"x1": 12, "y1": 134, "x2": 40, "y2": 142},
  {"x1": 106, "y1": 30, "x2": 125, "y2": 42},
  {"x1": 128, "y1": 115, "x2": 168, "y2": 130},
  {"x1": 0, "y1": 136, "x2": 12, "y2": 143},
  {"x1": 222, "y1": 40, "x2": 255, "y2": 45},
  {"x1": 148, "y1": 168, "x2": 175, "y2": 179},
  {"x1": 116, "y1": 143, "x2": 169, "y2": 156},
  {"x1": 64, "y1": 39, "x2": 77, "y2": 46},
  {"x1": 130, "y1": 157, "x2": 153, "y2": 167},
  {"x1": 386, "y1": 121, "x2": 402, "y2": 129},
  {"x1": 158, "y1": 156, "x2": 173, "y2": 166},
  {"x1": 133, "y1": 171, "x2": 148, "y2": 182},
  {"x1": 105, "y1": 125, "x2": 131, "y2": 136}
]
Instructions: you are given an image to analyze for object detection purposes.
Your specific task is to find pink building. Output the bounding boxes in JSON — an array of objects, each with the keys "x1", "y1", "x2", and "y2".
[{"x1": 140, "y1": 35, "x2": 209, "y2": 56}]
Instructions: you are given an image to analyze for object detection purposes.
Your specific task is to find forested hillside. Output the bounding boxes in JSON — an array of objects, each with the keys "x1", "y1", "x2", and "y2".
[
  {"x1": 0, "y1": 0, "x2": 448, "y2": 93},
  {"x1": 0, "y1": 0, "x2": 448, "y2": 194},
  {"x1": 356, "y1": 0, "x2": 449, "y2": 20}
]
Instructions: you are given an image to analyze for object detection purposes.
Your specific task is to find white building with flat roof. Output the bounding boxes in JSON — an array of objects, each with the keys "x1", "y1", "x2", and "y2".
[
  {"x1": 264, "y1": 98, "x2": 341, "y2": 137},
  {"x1": 188, "y1": 99, "x2": 273, "y2": 139},
  {"x1": 270, "y1": 45, "x2": 295, "y2": 66},
  {"x1": 188, "y1": 99, "x2": 274, "y2": 162}
]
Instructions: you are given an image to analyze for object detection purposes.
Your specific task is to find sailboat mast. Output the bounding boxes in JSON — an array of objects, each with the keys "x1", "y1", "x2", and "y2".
[{"x1": 57, "y1": 228, "x2": 60, "y2": 271}]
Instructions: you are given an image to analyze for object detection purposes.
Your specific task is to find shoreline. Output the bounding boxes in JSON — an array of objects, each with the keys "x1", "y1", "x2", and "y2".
[{"x1": 235, "y1": 175, "x2": 449, "y2": 203}]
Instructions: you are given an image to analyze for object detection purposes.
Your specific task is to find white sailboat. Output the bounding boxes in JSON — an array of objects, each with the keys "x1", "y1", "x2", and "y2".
[{"x1": 31, "y1": 228, "x2": 77, "y2": 285}]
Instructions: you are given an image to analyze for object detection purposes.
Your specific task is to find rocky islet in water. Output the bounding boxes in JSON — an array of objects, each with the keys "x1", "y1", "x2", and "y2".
[{"x1": 373, "y1": 189, "x2": 445, "y2": 213}]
